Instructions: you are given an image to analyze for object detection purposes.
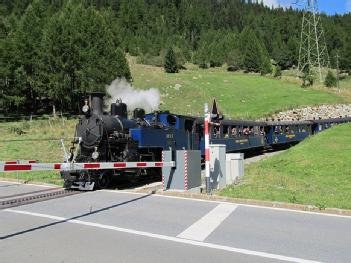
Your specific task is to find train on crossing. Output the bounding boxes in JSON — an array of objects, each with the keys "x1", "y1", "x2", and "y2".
[{"x1": 61, "y1": 92, "x2": 351, "y2": 190}]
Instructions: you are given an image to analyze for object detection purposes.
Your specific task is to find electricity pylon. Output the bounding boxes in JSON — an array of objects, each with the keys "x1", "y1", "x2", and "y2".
[{"x1": 297, "y1": 0, "x2": 330, "y2": 82}]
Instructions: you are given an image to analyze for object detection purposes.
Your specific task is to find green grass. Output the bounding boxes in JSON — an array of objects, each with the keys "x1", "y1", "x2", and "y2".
[
  {"x1": 131, "y1": 63, "x2": 348, "y2": 119},
  {"x1": 0, "y1": 118, "x2": 76, "y2": 185},
  {"x1": 340, "y1": 76, "x2": 351, "y2": 89},
  {"x1": 220, "y1": 123, "x2": 351, "y2": 210}
]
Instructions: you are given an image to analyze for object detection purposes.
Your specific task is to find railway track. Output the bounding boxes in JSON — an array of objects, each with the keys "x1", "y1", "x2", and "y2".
[{"x1": 0, "y1": 187, "x2": 80, "y2": 210}]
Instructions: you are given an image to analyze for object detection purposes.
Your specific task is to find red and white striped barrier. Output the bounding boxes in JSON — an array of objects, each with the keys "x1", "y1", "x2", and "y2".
[
  {"x1": 0, "y1": 160, "x2": 37, "y2": 165},
  {"x1": 184, "y1": 151, "x2": 188, "y2": 191},
  {"x1": 0, "y1": 161, "x2": 175, "y2": 173}
]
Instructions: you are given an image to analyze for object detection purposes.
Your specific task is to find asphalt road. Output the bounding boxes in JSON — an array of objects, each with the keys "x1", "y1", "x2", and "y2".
[
  {"x1": 1, "y1": 181, "x2": 351, "y2": 263},
  {"x1": 0, "y1": 180, "x2": 56, "y2": 198}
]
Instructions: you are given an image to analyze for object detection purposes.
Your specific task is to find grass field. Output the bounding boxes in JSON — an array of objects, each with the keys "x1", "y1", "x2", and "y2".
[
  {"x1": 130, "y1": 62, "x2": 348, "y2": 119},
  {"x1": 0, "y1": 118, "x2": 76, "y2": 185},
  {"x1": 220, "y1": 123, "x2": 351, "y2": 210},
  {"x1": 340, "y1": 76, "x2": 351, "y2": 89}
]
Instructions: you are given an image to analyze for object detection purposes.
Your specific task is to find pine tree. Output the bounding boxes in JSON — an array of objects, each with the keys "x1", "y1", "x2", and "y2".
[
  {"x1": 164, "y1": 47, "x2": 179, "y2": 73},
  {"x1": 259, "y1": 44, "x2": 272, "y2": 75},
  {"x1": 340, "y1": 43, "x2": 351, "y2": 73},
  {"x1": 39, "y1": 2, "x2": 132, "y2": 111},
  {"x1": 324, "y1": 70, "x2": 337, "y2": 88},
  {"x1": 240, "y1": 28, "x2": 264, "y2": 73},
  {"x1": 7, "y1": 0, "x2": 48, "y2": 111},
  {"x1": 115, "y1": 48, "x2": 132, "y2": 81}
]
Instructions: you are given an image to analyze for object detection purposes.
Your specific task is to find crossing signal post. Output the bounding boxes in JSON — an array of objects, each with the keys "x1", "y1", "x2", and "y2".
[{"x1": 204, "y1": 103, "x2": 211, "y2": 194}]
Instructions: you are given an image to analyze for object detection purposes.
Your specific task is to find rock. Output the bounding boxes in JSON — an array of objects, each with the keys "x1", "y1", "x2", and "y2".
[
  {"x1": 174, "y1": 83, "x2": 182, "y2": 91},
  {"x1": 259, "y1": 104, "x2": 351, "y2": 121}
]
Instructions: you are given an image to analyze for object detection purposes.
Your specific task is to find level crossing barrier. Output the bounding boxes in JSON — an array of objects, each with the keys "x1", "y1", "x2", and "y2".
[
  {"x1": 0, "y1": 161, "x2": 175, "y2": 173},
  {"x1": 0, "y1": 160, "x2": 38, "y2": 165}
]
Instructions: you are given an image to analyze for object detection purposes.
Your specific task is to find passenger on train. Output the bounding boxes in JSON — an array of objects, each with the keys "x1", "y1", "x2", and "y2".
[
  {"x1": 231, "y1": 127, "x2": 237, "y2": 136},
  {"x1": 260, "y1": 128, "x2": 265, "y2": 135}
]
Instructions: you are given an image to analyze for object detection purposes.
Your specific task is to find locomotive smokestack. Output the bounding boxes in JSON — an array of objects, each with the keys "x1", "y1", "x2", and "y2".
[{"x1": 90, "y1": 92, "x2": 104, "y2": 115}]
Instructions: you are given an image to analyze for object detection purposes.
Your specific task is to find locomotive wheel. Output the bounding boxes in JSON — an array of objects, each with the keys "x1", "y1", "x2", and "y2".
[{"x1": 96, "y1": 172, "x2": 111, "y2": 189}]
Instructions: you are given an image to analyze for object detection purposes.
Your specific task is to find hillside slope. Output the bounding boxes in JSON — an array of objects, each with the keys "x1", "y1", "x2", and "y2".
[
  {"x1": 131, "y1": 63, "x2": 348, "y2": 119},
  {"x1": 221, "y1": 123, "x2": 351, "y2": 210}
]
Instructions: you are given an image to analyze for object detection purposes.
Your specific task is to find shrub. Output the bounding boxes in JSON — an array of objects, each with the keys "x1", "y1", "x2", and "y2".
[
  {"x1": 324, "y1": 70, "x2": 337, "y2": 88},
  {"x1": 227, "y1": 65, "x2": 240, "y2": 72},
  {"x1": 274, "y1": 66, "x2": 282, "y2": 78}
]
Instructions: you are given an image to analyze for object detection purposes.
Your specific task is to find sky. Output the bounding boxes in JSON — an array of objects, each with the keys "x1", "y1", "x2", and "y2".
[{"x1": 261, "y1": 0, "x2": 351, "y2": 15}]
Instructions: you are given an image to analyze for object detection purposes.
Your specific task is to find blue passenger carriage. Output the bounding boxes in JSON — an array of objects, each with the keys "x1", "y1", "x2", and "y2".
[
  {"x1": 311, "y1": 117, "x2": 351, "y2": 134},
  {"x1": 265, "y1": 121, "x2": 312, "y2": 145},
  {"x1": 198, "y1": 119, "x2": 266, "y2": 155}
]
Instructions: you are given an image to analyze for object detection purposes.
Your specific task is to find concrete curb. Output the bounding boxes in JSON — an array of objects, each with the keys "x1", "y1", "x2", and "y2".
[{"x1": 152, "y1": 190, "x2": 351, "y2": 217}]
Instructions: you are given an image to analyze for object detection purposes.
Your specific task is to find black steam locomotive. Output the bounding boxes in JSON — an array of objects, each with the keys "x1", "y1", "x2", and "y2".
[{"x1": 62, "y1": 92, "x2": 197, "y2": 190}]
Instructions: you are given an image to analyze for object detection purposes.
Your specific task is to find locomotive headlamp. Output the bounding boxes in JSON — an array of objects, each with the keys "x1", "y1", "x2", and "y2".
[
  {"x1": 82, "y1": 104, "x2": 89, "y2": 113},
  {"x1": 82, "y1": 99, "x2": 90, "y2": 114},
  {"x1": 92, "y1": 150, "x2": 99, "y2": 160}
]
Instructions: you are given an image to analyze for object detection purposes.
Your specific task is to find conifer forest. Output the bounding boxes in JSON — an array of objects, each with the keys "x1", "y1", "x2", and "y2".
[{"x1": 1, "y1": 0, "x2": 350, "y2": 113}]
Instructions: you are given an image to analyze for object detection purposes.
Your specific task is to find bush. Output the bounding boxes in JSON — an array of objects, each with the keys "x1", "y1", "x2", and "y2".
[
  {"x1": 199, "y1": 63, "x2": 209, "y2": 69},
  {"x1": 301, "y1": 71, "x2": 315, "y2": 88},
  {"x1": 324, "y1": 70, "x2": 337, "y2": 88},
  {"x1": 227, "y1": 65, "x2": 240, "y2": 72},
  {"x1": 274, "y1": 66, "x2": 282, "y2": 78},
  {"x1": 209, "y1": 60, "x2": 222, "y2": 67}
]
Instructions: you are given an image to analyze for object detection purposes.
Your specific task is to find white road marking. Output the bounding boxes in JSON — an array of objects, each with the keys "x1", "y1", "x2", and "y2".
[
  {"x1": 101, "y1": 190, "x2": 351, "y2": 219},
  {"x1": 177, "y1": 203, "x2": 237, "y2": 241},
  {"x1": 4, "y1": 208, "x2": 322, "y2": 263}
]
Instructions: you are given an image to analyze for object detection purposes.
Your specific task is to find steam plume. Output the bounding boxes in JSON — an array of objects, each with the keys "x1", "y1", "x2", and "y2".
[{"x1": 106, "y1": 78, "x2": 160, "y2": 112}]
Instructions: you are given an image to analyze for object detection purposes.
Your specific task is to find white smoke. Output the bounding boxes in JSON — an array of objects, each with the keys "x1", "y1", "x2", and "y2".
[{"x1": 106, "y1": 78, "x2": 160, "y2": 113}]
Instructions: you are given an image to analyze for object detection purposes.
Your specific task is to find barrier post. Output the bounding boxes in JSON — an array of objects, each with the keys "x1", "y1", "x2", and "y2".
[{"x1": 204, "y1": 103, "x2": 211, "y2": 194}]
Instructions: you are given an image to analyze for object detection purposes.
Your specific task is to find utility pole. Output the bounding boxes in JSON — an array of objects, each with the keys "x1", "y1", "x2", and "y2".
[{"x1": 297, "y1": 0, "x2": 330, "y2": 82}]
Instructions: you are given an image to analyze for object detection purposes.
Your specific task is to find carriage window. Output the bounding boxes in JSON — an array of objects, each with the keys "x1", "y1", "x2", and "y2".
[
  {"x1": 253, "y1": 126, "x2": 259, "y2": 135},
  {"x1": 284, "y1": 126, "x2": 289, "y2": 134},
  {"x1": 213, "y1": 126, "x2": 220, "y2": 138},
  {"x1": 222, "y1": 125, "x2": 229, "y2": 138},
  {"x1": 167, "y1": 115, "x2": 177, "y2": 126},
  {"x1": 259, "y1": 126, "x2": 265, "y2": 135},
  {"x1": 274, "y1": 126, "x2": 282, "y2": 134},
  {"x1": 184, "y1": 119, "x2": 193, "y2": 132},
  {"x1": 243, "y1": 126, "x2": 250, "y2": 136}
]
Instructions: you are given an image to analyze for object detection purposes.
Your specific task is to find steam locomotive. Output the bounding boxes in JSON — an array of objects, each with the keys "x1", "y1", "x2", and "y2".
[
  {"x1": 62, "y1": 92, "x2": 200, "y2": 190},
  {"x1": 62, "y1": 92, "x2": 351, "y2": 190}
]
